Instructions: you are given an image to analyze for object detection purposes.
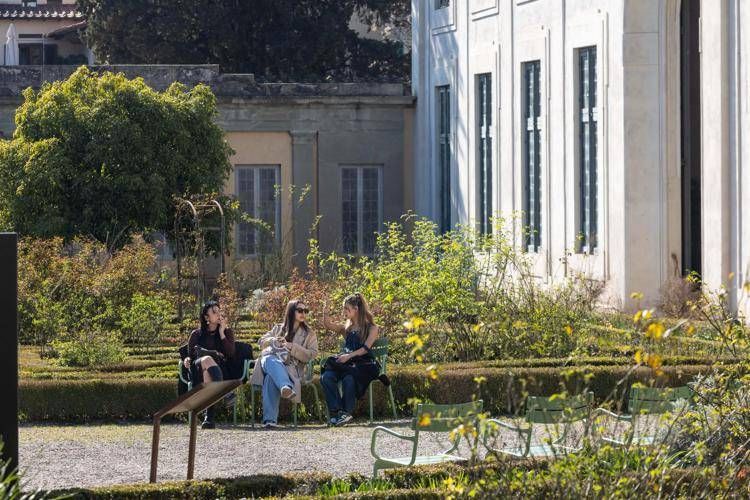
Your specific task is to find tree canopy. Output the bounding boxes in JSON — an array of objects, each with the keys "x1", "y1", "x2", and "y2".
[
  {"x1": 77, "y1": 0, "x2": 410, "y2": 82},
  {"x1": 0, "y1": 67, "x2": 233, "y2": 248}
]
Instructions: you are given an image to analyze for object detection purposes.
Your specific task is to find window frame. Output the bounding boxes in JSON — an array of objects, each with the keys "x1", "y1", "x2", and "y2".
[
  {"x1": 577, "y1": 45, "x2": 598, "y2": 254},
  {"x1": 235, "y1": 165, "x2": 281, "y2": 257},
  {"x1": 522, "y1": 60, "x2": 542, "y2": 253},
  {"x1": 436, "y1": 84, "x2": 452, "y2": 234},
  {"x1": 476, "y1": 72, "x2": 493, "y2": 235},
  {"x1": 340, "y1": 165, "x2": 383, "y2": 256}
]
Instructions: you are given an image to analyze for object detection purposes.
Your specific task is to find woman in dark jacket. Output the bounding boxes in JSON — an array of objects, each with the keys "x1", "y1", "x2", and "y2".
[{"x1": 182, "y1": 300, "x2": 235, "y2": 428}]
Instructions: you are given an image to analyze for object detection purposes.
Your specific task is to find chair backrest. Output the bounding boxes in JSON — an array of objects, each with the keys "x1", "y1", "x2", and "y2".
[
  {"x1": 525, "y1": 393, "x2": 592, "y2": 424},
  {"x1": 370, "y1": 338, "x2": 390, "y2": 374},
  {"x1": 412, "y1": 400, "x2": 484, "y2": 433},
  {"x1": 628, "y1": 386, "x2": 692, "y2": 415}
]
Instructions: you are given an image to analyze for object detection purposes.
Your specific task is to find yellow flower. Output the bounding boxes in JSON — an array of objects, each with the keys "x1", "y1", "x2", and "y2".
[
  {"x1": 426, "y1": 365, "x2": 438, "y2": 380},
  {"x1": 646, "y1": 322, "x2": 665, "y2": 340},
  {"x1": 634, "y1": 350, "x2": 643, "y2": 364},
  {"x1": 647, "y1": 353, "x2": 663, "y2": 370},
  {"x1": 630, "y1": 292, "x2": 644, "y2": 300},
  {"x1": 418, "y1": 413, "x2": 432, "y2": 427},
  {"x1": 405, "y1": 334, "x2": 424, "y2": 349},
  {"x1": 633, "y1": 310, "x2": 643, "y2": 323},
  {"x1": 564, "y1": 325, "x2": 573, "y2": 336}
]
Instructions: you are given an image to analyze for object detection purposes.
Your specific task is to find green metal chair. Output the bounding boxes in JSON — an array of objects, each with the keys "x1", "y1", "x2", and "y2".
[
  {"x1": 368, "y1": 338, "x2": 398, "y2": 423},
  {"x1": 483, "y1": 392, "x2": 593, "y2": 458},
  {"x1": 177, "y1": 358, "x2": 253, "y2": 425},
  {"x1": 371, "y1": 400, "x2": 483, "y2": 477},
  {"x1": 320, "y1": 337, "x2": 398, "y2": 424},
  {"x1": 247, "y1": 358, "x2": 324, "y2": 427},
  {"x1": 593, "y1": 386, "x2": 693, "y2": 447}
]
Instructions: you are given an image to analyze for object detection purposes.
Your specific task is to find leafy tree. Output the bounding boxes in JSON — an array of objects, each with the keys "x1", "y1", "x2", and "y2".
[
  {"x1": 0, "y1": 67, "x2": 233, "y2": 249},
  {"x1": 77, "y1": 0, "x2": 410, "y2": 82}
]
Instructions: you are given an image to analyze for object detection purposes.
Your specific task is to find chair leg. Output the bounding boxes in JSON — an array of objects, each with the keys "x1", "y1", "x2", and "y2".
[
  {"x1": 388, "y1": 385, "x2": 397, "y2": 419},
  {"x1": 369, "y1": 384, "x2": 374, "y2": 424},
  {"x1": 311, "y1": 385, "x2": 323, "y2": 423},
  {"x1": 293, "y1": 402, "x2": 298, "y2": 428},
  {"x1": 250, "y1": 385, "x2": 256, "y2": 428}
]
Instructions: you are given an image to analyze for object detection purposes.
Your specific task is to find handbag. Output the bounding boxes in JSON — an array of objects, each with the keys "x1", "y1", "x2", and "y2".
[{"x1": 261, "y1": 338, "x2": 290, "y2": 364}]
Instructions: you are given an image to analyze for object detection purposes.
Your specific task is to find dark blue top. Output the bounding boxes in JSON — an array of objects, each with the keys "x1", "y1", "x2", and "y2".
[{"x1": 344, "y1": 329, "x2": 372, "y2": 359}]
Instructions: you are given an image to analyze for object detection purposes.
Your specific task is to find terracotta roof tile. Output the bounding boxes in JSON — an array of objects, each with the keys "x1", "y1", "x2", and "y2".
[{"x1": 0, "y1": 4, "x2": 82, "y2": 20}]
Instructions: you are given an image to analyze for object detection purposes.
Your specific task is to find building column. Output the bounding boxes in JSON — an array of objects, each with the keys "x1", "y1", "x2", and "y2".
[
  {"x1": 700, "y1": 0, "x2": 732, "y2": 293},
  {"x1": 290, "y1": 131, "x2": 318, "y2": 270}
]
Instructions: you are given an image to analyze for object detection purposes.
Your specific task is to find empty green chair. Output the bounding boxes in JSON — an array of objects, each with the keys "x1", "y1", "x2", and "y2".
[
  {"x1": 593, "y1": 386, "x2": 693, "y2": 447},
  {"x1": 371, "y1": 400, "x2": 483, "y2": 477},
  {"x1": 483, "y1": 392, "x2": 593, "y2": 458}
]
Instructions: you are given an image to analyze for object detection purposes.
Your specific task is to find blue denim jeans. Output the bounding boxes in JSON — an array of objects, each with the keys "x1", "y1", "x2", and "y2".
[
  {"x1": 260, "y1": 355, "x2": 293, "y2": 424},
  {"x1": 320, "y1": 369, "x2": 356, "y2": 416}
]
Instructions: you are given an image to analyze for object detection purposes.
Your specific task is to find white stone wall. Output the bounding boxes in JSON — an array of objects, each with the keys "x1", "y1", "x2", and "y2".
[{"x1": 412, "y1": 0, "x2": 749, "y2": 312}]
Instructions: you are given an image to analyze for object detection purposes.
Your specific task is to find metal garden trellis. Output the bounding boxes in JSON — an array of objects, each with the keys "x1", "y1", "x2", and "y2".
[{"x1": 173, "y1": 197, "x2": 226, "y2": 325}]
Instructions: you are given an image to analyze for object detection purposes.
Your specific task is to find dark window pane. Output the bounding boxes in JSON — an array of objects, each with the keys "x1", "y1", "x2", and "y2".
[
  {"x1": 342, "y1": 168, "x2": 359, "y2": 254},
  {"x1": 237, "y1": 168, "x2": 256, "y2": 256},
  {"x1": 523, "y1": 61, "x2": 542, "y2": 252},
  {"x1": 578, "y1": 47, "x2": 598, "y2": 253}
]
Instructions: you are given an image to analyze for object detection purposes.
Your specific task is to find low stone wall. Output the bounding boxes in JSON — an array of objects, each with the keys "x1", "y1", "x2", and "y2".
[{"x1": 0, "y1": 64, "x2": 406, "y2": 97}]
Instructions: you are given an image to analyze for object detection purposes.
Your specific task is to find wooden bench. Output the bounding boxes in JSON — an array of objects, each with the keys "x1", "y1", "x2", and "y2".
[
  {"x1": 593, "y1": 386, "x2": 693, "y2": 446},
  {"x1": 483, "y1": 393, "x2": 593, "y2": 458},
  {"x1": 370, "y1": 400, "x2": 483, "y2": 477}
]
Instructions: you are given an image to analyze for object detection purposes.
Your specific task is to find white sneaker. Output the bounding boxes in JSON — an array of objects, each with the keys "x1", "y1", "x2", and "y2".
[
  {"x1": 335, "y1": 413, "x2": 353, "y2": 426},
  {"x1": 281, "y1": 386, "x2": 296, "y2": 399}
]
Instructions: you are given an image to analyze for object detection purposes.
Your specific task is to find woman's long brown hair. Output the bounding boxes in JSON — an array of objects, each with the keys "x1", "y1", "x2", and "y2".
[
  {"x1": 344, "y1": 293, "x2": 375, "y2": 343},
  {"x1": 282, "y1": 299, "x2": 308, "y2": 342}
]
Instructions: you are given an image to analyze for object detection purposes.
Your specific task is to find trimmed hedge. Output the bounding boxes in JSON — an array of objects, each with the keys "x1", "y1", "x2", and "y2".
[
  {"x1": 48, "y1": 461, "x2": 749, "y2": 499},
  {"x1": 19, "y1": 363, "x2": 720, "y2": 422},
  {"x1": 53, "y1": 472, "x2": 333, "y2": 499}
]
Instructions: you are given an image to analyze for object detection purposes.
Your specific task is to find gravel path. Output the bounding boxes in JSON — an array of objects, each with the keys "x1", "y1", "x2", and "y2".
[{"x1": 19, "y1": 417, "x2": 638, "y2": 491}]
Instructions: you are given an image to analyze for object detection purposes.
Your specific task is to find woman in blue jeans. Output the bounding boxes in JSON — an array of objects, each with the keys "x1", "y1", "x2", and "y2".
[
  {"x1": 250, "y1": 299, "x2": 318, "y2": 429},
  {"x1": 320, "y1": 293, "x2": 381, "y2": 426}
]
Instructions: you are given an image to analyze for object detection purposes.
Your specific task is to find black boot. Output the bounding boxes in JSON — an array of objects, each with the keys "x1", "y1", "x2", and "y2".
[{"x1": 201, "y1": 405, "x2": 216, "y2": 429}]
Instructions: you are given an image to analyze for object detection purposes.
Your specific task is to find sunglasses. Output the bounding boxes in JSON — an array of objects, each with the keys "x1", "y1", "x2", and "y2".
[{"x1": 295, "y1": 308, "x2": 309, "y2": 314}]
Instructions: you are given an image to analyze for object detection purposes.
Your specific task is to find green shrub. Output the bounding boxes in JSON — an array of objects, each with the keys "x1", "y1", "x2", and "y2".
[
  {"x1": 57, "y1": 481, "x2": 221, "y2": 500},
  {"x1": 121, "y1": 293, "x2": 173, "y2": 344},
  {"x1": 17, "y1": 236, "x2": 178, "y2": 354},
  {"x1": 309, "y1": 217, "x2": 603, "y2": 363},
  {"x1": 19, "y1": 364, "x2": 717, "y2": 422},
  {"x1": 51, "y1": 330, "x2": 126, "y2": 367}
]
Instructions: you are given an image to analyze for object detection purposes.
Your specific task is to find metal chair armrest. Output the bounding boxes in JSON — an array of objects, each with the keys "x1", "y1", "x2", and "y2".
[
  {"x1": 371, "y1": 426, "x2": 417, "y2": 462},
  {"x1": 593, "y1": 407, "x2": 633, "y2": 422},
  {"x1": 178, "y1": 360, "x2": 190, "y2": 385},
  {"x1": 482, "y1": 418, "x2": 531, "y2": 452},
  {"x1": 240, "y1": 358, "x2": 254, "y2": 383}
]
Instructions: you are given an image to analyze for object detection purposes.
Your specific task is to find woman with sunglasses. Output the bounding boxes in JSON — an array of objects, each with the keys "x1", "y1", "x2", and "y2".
[{"x1": 250, "y1": 299, "x2": 318, "y2": 428}]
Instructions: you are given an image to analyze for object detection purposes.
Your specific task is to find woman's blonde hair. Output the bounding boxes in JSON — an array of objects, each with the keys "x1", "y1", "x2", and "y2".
[{"x1": 344, "y1": 292, "x2": 375, "y2": 343}]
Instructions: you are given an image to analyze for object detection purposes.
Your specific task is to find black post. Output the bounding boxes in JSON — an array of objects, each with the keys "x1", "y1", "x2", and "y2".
[{"x1": 0, "y1": 233, "x2": 18, "y2": 470}]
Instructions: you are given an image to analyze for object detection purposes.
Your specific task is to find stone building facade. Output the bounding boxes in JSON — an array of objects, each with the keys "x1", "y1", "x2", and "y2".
[
  {"x1": 411, "y1": 0, "x2": 749, "y2": 312},
  {"x1": 0, "y1": 65, "x2": 414, "y2": 269}
]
